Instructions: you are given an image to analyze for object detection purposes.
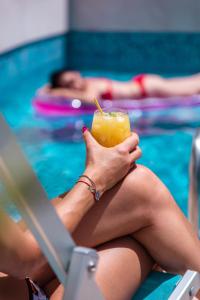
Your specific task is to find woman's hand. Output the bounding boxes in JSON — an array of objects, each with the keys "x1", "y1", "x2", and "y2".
[{"x1": 82, "y1": 127, "x2": 141, "y2": 194}]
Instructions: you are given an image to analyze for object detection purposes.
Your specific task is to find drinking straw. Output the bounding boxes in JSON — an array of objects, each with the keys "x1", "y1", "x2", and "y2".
[{"x1": 94, "y1": 98, "x2": 103, "y2": 114}]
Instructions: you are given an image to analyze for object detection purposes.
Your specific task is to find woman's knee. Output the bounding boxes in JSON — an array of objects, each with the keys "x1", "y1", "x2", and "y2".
[
  {"x1": 123, "y1": 165, "x2": 174, "y2": 220},
  {"x1": 96, "y1": 236, "x2": 153, "y2": 299}
]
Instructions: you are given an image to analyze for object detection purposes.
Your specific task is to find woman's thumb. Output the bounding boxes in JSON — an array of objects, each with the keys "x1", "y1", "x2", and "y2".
[{"x1": 82, "y1": 126, "x2": 97, "y2": 148}]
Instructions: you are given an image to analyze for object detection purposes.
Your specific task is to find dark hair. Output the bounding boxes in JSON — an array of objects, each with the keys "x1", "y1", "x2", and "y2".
[{"x1": 50, "y1": 69, "x2": 69, "y2": 88}]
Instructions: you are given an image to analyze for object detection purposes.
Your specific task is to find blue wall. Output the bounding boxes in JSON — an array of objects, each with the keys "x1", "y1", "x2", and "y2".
[
  {"x1": 68, "y1": 31, "x2": 200, "y2": 75},
  {"x1": 0, "y1": 35, "x2": 68, "y2": 90}
]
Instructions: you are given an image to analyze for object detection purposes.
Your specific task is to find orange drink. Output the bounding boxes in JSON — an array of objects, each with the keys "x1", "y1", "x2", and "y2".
[{"x1": 91, "y1": 109, "x2": 131, "y2": 147}]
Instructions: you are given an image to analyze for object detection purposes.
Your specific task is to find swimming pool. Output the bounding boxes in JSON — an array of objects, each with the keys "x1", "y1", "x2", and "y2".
[{"x1": 1, "y1": 70, "x2": 200, "y2": 219}]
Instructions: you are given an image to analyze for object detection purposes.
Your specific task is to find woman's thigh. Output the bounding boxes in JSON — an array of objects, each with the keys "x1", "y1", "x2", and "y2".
[{"x1": 49, "y1": 236, "x2": 153, "y2": 300}]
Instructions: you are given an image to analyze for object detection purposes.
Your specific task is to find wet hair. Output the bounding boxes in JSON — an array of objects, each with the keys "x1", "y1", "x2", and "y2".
[{"x1": 50, "y1": 69, "x2": 70, "y2": 88}]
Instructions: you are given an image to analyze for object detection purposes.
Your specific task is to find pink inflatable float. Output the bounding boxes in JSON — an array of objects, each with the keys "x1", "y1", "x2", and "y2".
[{"x1": 33, "y1": 93, "x2": 200, "y2": 117}]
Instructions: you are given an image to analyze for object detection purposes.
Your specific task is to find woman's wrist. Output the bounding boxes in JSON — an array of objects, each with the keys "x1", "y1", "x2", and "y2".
[{"x1": 83, "y1": 167, "x2": 106, "y2": 196}]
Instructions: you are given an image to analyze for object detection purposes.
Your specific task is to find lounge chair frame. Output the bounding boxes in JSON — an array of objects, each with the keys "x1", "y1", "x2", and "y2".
[{"x1": 0, "y1": 114, "x2": 200, "y2": 300}]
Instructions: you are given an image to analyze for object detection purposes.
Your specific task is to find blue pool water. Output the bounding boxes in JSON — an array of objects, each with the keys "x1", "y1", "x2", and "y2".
[{"x1": 1, "y1": 70, "x2": 200, "y2": 218}]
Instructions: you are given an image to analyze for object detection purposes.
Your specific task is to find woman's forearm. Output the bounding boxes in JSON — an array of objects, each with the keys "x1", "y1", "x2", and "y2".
[
  {"x1": 54, "y1": 171, "x2": 103, "y2": 232},
  {"x1": 19, "y1": 175, "x2": 99, "y2": 234}
]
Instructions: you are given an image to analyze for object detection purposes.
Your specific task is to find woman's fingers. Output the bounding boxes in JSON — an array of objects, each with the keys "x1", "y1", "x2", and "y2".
[
  {"x1": 117, "y1": 133, "x2": 139, "y2": 153},
  {"x1": 83, "y1": 128, "x2": 141, "y2": 165},
  {"x1": 129, "y1": 146, "x2": 142, "y2": 162}
]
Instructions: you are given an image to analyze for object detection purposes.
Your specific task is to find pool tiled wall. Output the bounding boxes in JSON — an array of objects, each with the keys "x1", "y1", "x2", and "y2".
[
  {"x1": 0, "y1": 35, "x2": 68, "y2": 90},
  {"x1": 68, "y1": 31, "x2": 200, "y2": 75}
]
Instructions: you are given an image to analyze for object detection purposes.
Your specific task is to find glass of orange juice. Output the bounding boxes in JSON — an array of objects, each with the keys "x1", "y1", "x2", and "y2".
[{"x1": 91, "y1": 108, "x2": 131, "y2": 147}]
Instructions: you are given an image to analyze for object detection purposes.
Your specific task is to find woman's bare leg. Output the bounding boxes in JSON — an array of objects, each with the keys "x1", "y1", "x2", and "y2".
[
  {"x1": 67, "y1": 165, "x2": 200, "y2": 274},
  {"x1": 144, "y1": 74, "x2": 200, "y2": 97},
  {"x1": 49, "y1": 236, "x2": 154, "y2": 300}
]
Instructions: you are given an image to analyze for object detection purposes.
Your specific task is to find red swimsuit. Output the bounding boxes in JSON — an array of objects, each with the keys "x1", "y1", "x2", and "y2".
[{"x1": 100, "y1": 75, "x2": 147, "y2": 100}]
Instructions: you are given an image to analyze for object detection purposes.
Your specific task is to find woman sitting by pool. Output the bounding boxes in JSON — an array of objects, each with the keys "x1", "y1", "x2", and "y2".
[
  {"x1": 1, "y1": 129, "x2": 200, "y2": 300},
  {"x1": 42, "y1": 70, "x2": 200, "y2": 101}
]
